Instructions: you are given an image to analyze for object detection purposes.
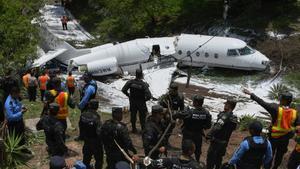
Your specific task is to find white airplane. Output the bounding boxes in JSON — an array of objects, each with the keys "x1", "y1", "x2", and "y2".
[{"x1": 34, "y1": 33, "x2": 270, "y2": 76}]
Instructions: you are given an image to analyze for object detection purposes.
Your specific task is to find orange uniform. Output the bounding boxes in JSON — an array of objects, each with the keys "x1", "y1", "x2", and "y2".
[
  {"x1": 22, "y1": 73, "x2": 30, "y2": 88},
  {"x1": 38, "y1": 75, "x2": 49, "y2": 90}
]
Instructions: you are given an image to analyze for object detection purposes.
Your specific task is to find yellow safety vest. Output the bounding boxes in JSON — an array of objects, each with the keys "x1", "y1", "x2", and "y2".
[{"x1": 271, "y1": 107, "x2": 297, "y2": 138}]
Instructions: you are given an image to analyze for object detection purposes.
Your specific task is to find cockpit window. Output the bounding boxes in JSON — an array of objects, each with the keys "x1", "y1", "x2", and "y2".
[
  {"x1": 238, "y1": 46, "x2": 255, "y2": 55},
  {"x1": 227, "y1": 49, "x2": 239, "y2": 56}
]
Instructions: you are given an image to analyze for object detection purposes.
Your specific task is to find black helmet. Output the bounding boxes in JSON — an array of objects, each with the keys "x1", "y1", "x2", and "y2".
[
  {"x1": 249, "y1": 120, "x2": 263, "y2": 135},
  {"x1": 151, "y1": 105, "x2": 164, "y2": 114},
  {"x1": 193, "y1": 95, "x2": 204, "y2": 102},
  {"x1": 279, "y1": 92, "x2": 293, "y2": 102},
  {"x1": 135, "y1": 69, "x2": 143, "y2": 79},
  {"x1": 49, "y1": 103, "x2": 60, "y2": 115}
]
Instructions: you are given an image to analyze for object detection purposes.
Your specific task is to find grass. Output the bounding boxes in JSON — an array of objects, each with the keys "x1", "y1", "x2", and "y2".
[{"x1": 284, "y1": 72, "x2": 300, "y2": 91}]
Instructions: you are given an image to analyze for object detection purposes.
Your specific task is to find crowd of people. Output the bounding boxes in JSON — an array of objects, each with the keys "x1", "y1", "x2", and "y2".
[{"x1": 0, "y1": 68, "x2": 299, "y2": 169}]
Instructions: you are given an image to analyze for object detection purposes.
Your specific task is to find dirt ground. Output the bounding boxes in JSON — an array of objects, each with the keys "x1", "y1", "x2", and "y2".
[{"x1": 26, "y1": 110, "x2": 296, "y2": 169}]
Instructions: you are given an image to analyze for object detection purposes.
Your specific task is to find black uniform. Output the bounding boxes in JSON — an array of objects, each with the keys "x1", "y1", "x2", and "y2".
[
  {"x1": 250, "y1": 94, "x2": 300, "y2": 169},
  {"x1": 236, "y1": 137, "x2": 268, "y2": 169},
  {"x1": 174, "y1": 107, "x2": 212, "y2": 162},
  {"x1": 81, "y1": 109, "x2": 103, "y2": 169},
  {"x1": 101, "y1": 119, "x2": 137, "y2": 169},
  {"x1": 122, "y1": 79, "x2": 152, "y2": 130},
  {"x1": 142, "y1": 115, "x2": 167, "y2": 159},
  {"x1": 287, "y1": 150, "x2": 300, "y2": 169},
  {"x1": 150, "y1": 157, "x2": 201, "y2": 169},
  {"x1": 159, "y1": 93, "x2": 184, "y2": 143},
  {"x1": 36, "y1": 115, "x2": 67, "y2": 156},
  {"x1": 206, "y1": 111, "x2": 237, "y2": 169}
]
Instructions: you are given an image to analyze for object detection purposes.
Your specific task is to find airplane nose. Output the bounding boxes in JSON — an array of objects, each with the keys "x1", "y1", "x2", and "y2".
[{"x1": 251, "y1": 52, "x2": 270, "y2": 70}]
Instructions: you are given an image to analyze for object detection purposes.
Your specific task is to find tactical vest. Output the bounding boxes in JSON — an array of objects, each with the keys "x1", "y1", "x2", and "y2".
[
  {"x1": 271, "y1": 107, "x2": 297, "y2": 138},
  {"x1": 237, "y1": 137, "x2": 268, "y2": 169},
  {"x1": 184, "y1": 109, "x2": 209, "y2": 132},
  {"x1": 80, "y1": 112, "x2": 99, "y2": 139}
]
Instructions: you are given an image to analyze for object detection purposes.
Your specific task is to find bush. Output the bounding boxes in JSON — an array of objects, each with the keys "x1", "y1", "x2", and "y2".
[
  {"x1": 239, "y1": 114, "x2": 269, "y2": 131},
  {"x1": 267, "y1": 83, "x2": 292, "y2": 100}
]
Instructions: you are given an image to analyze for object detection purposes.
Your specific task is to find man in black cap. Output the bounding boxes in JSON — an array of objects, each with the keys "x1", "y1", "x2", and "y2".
[
  {"x1": 80, "y1": 99, "x2": 103, "y2": 169},
  {"x1": 142, "y1": 105, "x2": 167, "y2": 159},
  {"x1": 224, "y1": 121, "x2": 272, "y2": 169},
  {"x1": 36, "y1": 103, "x2": 68, "y2": 156},
  {"x1": 77, "y1": 72, "x2": 98, "y2": 140},
  {"x1": 243, "y1": 89, "x2": 299, "y2": 169},
  {"x1": 122, "y1": 69, "x2": 152, "y2": 133},
  {"x1": 158, "y1": 83, "x2": 184, "y2": 147},
  {"x1": 173, "y1": 95, "x2": 212, "y2": 162},
  {"x1": 206, "y1": 99, "x2": 238, "y2": 169},
  {"x1": 100, "y1": 107, "x2": 138, "y2": 169}
]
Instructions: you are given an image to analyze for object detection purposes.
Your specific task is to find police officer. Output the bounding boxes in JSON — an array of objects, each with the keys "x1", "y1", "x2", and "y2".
[
  {"x1": 36, "y1": 103, "x2": 68, "y2": 156},
  {"x1": 206, "y1": 100, "x2": 238, "y2": 169},
  {"x1": 243, "y1": 89, "x2": 299, "y2": 169},
  {"x1": 122, "y1": 69, "x2": 152, "y2": 133},
  {"x1": 100, "y1": 107, "x2": 137, "y2": 169},
  {"x1": 142, "y1": 105, "x2": 167, "y2": 159},
  {"x1": 287, "y1": 125, "x2": 300, "y2": 169},
  {"x1": 158, "y1": 83, "x2": 184, "y2": 147},
  {"x1": 226, "y1": 121, "x2": 272, "y2": 169},
  {"x1": 149, "y1": 139, "x2": 201, "y2": 169},
  {"x1": 81, "y1": 99, "x2": 103, "y2": 169},
  {"x1": 77, "y1": 73, "x2": 98, "y2": 140},
  {"x1": 173, "y1": 95, "x2": 212, "y2": 162}
]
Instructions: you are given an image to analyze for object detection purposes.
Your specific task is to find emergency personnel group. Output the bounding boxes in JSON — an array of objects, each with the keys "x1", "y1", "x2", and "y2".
[{"x1": 0, "y1": 68, "x2": 299, "y2": 169}]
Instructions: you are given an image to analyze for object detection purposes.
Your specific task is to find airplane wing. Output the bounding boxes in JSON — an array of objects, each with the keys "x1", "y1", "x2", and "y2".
[{"x1": 32, "y1": 48, "x2": 68, "y2": 67}]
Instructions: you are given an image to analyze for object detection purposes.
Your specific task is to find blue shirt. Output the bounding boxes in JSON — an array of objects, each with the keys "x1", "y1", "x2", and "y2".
[
  {"x1": 229, "y1": 136, "x2": 272, "y2": 166},
  {"x1": 5, "y1": 95, "x2": 23, "y2": 122},
  {"x1": 78, "y1": 80, "x2": 96, "y2": 110}
]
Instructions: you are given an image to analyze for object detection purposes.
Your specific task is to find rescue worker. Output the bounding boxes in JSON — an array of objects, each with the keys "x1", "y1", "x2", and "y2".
[
  {"x1": 5, "y1": 87, "x2": 31, "y2": 153},
  {"x1": 122, "y1": 69, "x2": 152, "y2": 133},
  {"x1": 206, "y1": 100, "x2": 238, "y2": 169},
  {"x1": 61, "y1": 15, "x2": 68, "y2": 30},
  {"x1": 243, "y1": 89, "x2": 299, "y2": 169},
  {"x1": 148, "y1": 139, "x2": 201, "y2": 169},
  {"x1": 38, "y1": 71, "x2": 49, "y2": 101},
  {"x1": 158, "y1": 83, "x2": 184, "y2": 147},
  {"x1": 142, "y1": 105, "x2": 167, "y2": 159},
  {"x1": 100, "y1": 107, "x2": 138, "y2": 169},
  {"x1": 36, "y1": 103, "x2": 68, "y2": 156},
  {"x1": 173, "y1": 95, "x2": 212, "y2": 162},
  {"x1": 22, "y1": 70, "x2": 31, "y2": 89},
  {"x1": 49, "y1": 77, "x2": 75, "y2": 140},
  {"x1": 77, "y1": 72, "x2": 97, "y2": 140},
  {"x1": 225, "y1": 121, "x2": 272, "y2": 169},
  {"x1": 28, "y1": 71, "x2": 38, "y2": 102},
  {"x1": 66, "y1": 72, "x2": 75, "y2": 96},
  {"x1": 287, "y1": 125, "x2": 300, "y2": 169},
  {"x1": 81, "y1": 99, "x2": 103, "y2": 169}
]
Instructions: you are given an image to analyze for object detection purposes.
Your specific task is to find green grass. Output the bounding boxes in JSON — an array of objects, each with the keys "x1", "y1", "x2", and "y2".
[{"x1": 284, "y1": 72, "x2": 300, "y2": 91}]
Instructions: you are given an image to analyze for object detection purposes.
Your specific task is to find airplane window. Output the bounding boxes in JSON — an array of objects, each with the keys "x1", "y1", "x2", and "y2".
[
  {"x1": 178, "y1": 50, "x2": 182, "y2": 55},
  {"x1": 238, "y1": 46, "x2": 255, "y2": 55},
  {"x1": 196, "y1": 52, "x2": 200, "y2": 57},
  {"x1": 187, "y1": 51, "x2": 191, "y2": 56},
  {"x1": 205, "y1": 52, "x2": 209, "y2": 57},
  {"x1": 214, "y1": 53, "x2": 218, "y2": 58},
  {"x1": 227, "y1": 49, "x2": 238, "y2": 56}
]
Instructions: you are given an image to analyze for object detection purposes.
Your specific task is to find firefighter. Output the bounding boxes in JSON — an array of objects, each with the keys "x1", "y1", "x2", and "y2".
[
  {"x1": 66, "y1": 71, "x2": 75, "y2": 96},
  {"x1": 38, "y1": 71, "x2": 49, "y2": 101}
]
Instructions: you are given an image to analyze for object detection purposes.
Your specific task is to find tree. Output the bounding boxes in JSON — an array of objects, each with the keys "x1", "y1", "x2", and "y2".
[{"x1": 0, "y1": 0, "x2": 41, "y2": 75}]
